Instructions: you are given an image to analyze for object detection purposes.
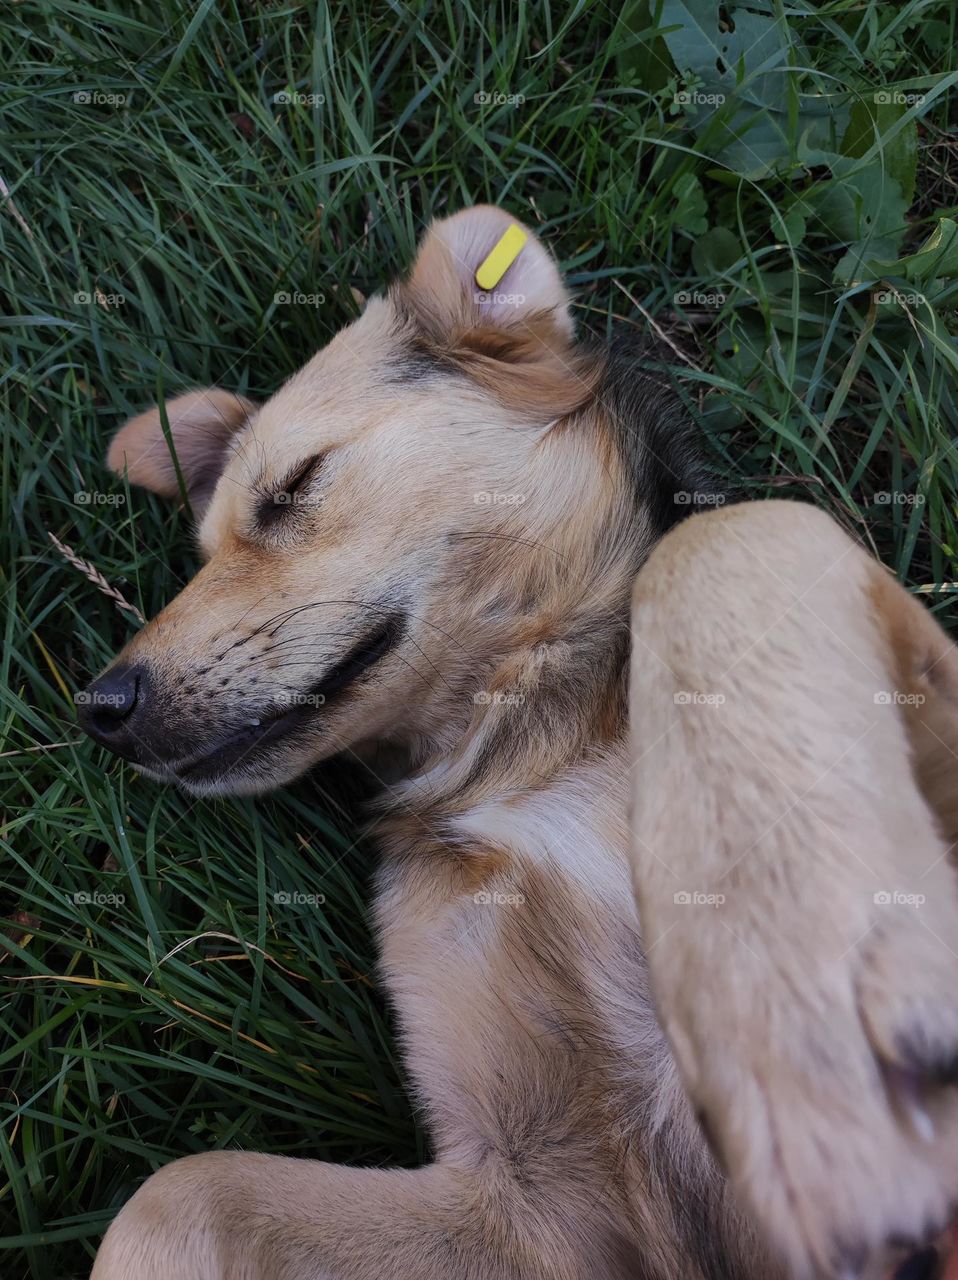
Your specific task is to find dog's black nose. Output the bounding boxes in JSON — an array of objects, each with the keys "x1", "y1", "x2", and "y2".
[{"x1": 77, "y1": 663, "x2": 145, "y2": 749}]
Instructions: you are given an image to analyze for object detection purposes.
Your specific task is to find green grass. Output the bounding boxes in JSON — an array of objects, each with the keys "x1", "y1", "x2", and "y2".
[{"x1": 2, "y1": 2, "x2": 957, "y2": 1276}]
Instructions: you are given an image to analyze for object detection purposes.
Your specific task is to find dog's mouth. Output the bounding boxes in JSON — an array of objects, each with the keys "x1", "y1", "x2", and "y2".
[{"x1": 165, "y1": 611, "x2": 406, "y2": 786}]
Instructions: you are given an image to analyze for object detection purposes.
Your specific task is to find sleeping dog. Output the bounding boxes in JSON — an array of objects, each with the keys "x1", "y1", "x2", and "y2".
[{"x1": 81, "y1": 207, "x2": 958, "y2": 1280}]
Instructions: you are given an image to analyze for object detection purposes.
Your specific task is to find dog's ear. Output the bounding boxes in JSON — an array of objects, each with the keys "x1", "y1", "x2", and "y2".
[
  {"x1": 107, "y1": 389, "x2": 257, "y2": 517},
  {"x1": 403, "y1": 205, "x2": 573, "y2": 341},
  {"x1": 396, "y1": 206, "x2": 595, "y2": 416}
]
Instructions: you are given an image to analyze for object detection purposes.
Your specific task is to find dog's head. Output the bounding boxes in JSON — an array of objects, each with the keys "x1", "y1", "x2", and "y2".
[{"x1": 79, "y1": 206, "x2": 711, "y2": 795}]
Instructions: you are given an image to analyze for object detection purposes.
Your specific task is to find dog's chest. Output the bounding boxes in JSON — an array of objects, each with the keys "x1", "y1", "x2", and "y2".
[{"x1": 372, "y1": 757, "x2": 673, "y2": 1169}]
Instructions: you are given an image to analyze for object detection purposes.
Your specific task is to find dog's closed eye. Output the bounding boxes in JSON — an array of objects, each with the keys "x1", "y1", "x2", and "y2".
[{"x1": 256, "y1": 452, "x2": 328, "y2": 524}]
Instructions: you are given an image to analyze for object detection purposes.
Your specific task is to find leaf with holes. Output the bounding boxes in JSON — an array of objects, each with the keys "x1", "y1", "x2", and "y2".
[{"x1": 659, "y1": 0, "x2": 841, "y2": 177}]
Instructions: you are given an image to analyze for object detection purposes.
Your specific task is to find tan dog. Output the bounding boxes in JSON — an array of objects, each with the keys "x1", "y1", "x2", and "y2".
[{"x1": 81, "y1": 207, "x2": 958, "y2": 1280}]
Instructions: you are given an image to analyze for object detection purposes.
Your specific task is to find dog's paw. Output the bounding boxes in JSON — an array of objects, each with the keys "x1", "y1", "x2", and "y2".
[{"x1": 658, "y1": 872, "x2": 958, "y2": 1279}]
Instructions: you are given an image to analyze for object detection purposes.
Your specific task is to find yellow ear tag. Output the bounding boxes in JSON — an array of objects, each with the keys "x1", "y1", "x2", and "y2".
[{"x1": 475, "y1": 224, "x2": 528, "y2": 290}]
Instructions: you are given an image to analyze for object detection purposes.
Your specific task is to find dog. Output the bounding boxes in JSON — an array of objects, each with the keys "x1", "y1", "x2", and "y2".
[{"x1": 80, "y1": 207, "x2": 958, "y2": 1280}]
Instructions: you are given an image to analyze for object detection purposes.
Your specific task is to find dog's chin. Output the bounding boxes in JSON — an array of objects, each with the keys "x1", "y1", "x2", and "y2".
[
  {"x1": 138, "y1": 721, "x2": 331, "y2": 796},
  {"x1": 148, "y1": 755, "x2": 316, "y2": 798}
]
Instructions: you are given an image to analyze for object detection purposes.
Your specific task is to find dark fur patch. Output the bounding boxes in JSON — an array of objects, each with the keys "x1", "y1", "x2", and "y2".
[
  {"x1": 596, "y1": 336, "x2": 726, "y2": 539},
  {"x1": 386, "y1": 335, "x2": 454, "y2": 383}
]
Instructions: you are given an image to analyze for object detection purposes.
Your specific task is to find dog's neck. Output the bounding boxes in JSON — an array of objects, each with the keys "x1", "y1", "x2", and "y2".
[{"x1": 380, "y1": 531, "x2": 640, "y2": 820}]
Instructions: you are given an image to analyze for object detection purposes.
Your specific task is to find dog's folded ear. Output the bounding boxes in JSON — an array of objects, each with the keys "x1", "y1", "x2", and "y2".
[
  {"x1": 396, "y1": 206, "x2": 595, "y2": 416},
  {"x1": 107, "y1": 389, "x2": 257, "y2": 518}
]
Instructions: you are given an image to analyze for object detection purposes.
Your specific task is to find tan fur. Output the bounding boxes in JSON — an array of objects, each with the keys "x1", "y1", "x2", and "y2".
[
  {"x1": 87, "y1": 210, "x2": 957, "y2": 1280},
  {"x1": 630, "y1": 500, "x2": 958, "y2": 1278}
]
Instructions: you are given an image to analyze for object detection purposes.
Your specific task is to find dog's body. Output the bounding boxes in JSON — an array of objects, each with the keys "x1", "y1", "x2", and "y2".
[{"x1": 82, "y1": 208, "x2": 958, "y2": 1280}]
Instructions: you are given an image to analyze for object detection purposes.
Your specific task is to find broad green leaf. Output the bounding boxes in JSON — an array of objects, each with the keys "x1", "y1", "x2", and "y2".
[
  {"x1": 692, "y1": 226, "x2": 741, "y2": 276},
  {"x1": 614, "y1": 0, "x2": 673, "y2": 92},
  {"x1": 673, "y1": 171, "x2": 708, "y2": 234},
  {"x1": 805, "y1": 155, "x2": 910, "y2": 283},
  {"x1": 659, "y1": 0, "x2": 839, "y2": 177},
  {"x1": 772, "y1": 206, "x2": 806, "y2": 247},
  {"x1": 840, "y1": 96, "x2": 918, "y2": 206}
]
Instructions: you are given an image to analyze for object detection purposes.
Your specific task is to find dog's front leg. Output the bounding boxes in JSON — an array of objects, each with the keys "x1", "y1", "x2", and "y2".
[
  {"x1": 629, "y1": 500, "x2": 958, "y2": 1279},
  {"x1": 91, "y1": 1152, "x2": 518, "y2": 1280}
]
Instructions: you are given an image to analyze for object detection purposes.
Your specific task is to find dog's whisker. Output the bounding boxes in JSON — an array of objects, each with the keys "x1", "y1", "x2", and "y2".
[
  {"x1": 238, "y1": 599, "x2": 470, "y2": 655},
  {"x1": 237, "y1": 629, "x2": 458, "y2": 696}
]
